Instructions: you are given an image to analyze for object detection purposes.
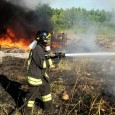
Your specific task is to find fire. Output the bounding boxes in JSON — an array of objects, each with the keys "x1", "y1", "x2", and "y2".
[{"x1": 0, "y1": 28, "x2": 30, "y2": 50}]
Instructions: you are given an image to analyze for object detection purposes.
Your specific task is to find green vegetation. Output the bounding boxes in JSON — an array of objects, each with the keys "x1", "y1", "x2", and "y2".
[{"x1": 35, "y1": 4, "x2": 115, "y2": 35}]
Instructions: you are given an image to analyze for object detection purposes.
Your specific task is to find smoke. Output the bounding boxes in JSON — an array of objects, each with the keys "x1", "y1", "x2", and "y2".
[
  {"x1": 65, "y1": 30, "x2": 115, "y2": 96},
  {"x1": 106, "y1": 0, "x2": 115, "y2": 10},
  {"x1": 6, "y1": 0, "x2": 54, "y2": 10},
  {"x1": 110, "y1": 10, "x2": 115, "y2": 25},
  {"x1": 0, "y1": 0, "x2": 53, "y2": 42},
  {"x1": 76, "y1": 28, "x2": 103, "y2": 52},
  {"x1": 65, "y1": 27, "x2": 104, "y2": 53}
]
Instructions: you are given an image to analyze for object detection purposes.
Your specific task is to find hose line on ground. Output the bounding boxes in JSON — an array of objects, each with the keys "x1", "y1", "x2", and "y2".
[{"x1": 9, "y1": 86, "x2": 39, "y2": 115}]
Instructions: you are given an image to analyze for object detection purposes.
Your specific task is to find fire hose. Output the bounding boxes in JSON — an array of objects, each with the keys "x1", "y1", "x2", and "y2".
[
  {"x1": 9, "y1": 86, "x2": 39, "y2": 115},
  {"x1": 45, "y1": 52, "x2": 65, "y2": 59}
]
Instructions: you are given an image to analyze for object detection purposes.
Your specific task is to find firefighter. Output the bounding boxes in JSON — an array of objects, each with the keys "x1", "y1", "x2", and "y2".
[{"x1": 25, "y1": 30, "x2": 55, "y2": 114}]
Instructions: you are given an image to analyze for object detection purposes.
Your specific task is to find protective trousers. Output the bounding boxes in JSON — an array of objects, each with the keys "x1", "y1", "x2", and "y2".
[{"x1": 26, "y1": 77, "x2": 52, "y2": 110}]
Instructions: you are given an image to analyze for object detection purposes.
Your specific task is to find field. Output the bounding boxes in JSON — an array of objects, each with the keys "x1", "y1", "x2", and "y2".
[{"x1": 0, "y1": 36, "x2": 115, "y2": 115}]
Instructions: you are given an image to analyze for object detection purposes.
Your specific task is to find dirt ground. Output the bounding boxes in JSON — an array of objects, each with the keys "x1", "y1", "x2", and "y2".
[
  {"x1": 0, "y1": 36, "x2": 115, "y2": 115},
  {"x1": 97, "y1": 36, "x2": 115, "y2": 51}
]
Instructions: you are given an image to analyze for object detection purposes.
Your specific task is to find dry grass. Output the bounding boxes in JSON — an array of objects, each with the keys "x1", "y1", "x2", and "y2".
[
  {"x1": 50, "y1": 58, "x2": 115, "y2": 115},
  {"x1": 0, "y1": 56, "x2": 115, "y2": 115}
]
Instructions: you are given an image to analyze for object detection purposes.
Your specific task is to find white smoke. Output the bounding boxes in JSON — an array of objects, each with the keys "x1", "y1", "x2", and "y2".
[
  {"x1": 110, "y1": 10, "x2": 115, "y2": 25},
  {"x1": 65, "y1": 26, "x2": 104, "y2": 53},
  {"x1": 77, "y1": 27, "x2": 103, "y2": 52},
  {"x1": 109, "y1": 0, "x2": 115, "y2": 10}
]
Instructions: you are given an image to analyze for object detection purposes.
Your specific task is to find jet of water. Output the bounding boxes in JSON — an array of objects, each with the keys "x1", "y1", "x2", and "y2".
[{"x1": 65, "y1": 52, "x2": 115, "y2": 57}]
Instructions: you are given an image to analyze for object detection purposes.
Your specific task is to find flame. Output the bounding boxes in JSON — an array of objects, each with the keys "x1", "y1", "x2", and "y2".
[
  {"x1": 0, "y1": 28, "x2": 30, "y2": 50},
  {"x1": 0, "y1": 28, "x2": 64, "y2": 50}
]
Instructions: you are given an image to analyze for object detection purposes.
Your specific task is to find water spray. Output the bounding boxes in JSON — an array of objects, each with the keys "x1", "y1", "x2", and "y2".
[
  {"x1": 46, "y1": 52, "x2": 115, "y2": 59},
  {"x1": 65, "y1": 52, "x2": 115, "y2": 57}
]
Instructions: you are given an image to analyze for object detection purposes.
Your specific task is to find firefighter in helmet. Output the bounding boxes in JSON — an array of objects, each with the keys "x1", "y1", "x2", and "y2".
[{"x1": 25, "y1": 30, "x2": 54, "y2": 114}]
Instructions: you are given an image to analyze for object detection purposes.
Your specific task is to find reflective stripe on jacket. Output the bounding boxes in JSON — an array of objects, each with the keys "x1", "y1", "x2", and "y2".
[
  {"x1": 48, "y1": 59, "x2": 54, "y2": 68},
  {"x1": 42, "y1": 93, "x2": 52, "y2": 102},
  {"x1": 27, "y1": 100, "x2": 35, "y2": 107},
  {"x1": 28, "y1": 76, "x2": 42, "y2": 85}
]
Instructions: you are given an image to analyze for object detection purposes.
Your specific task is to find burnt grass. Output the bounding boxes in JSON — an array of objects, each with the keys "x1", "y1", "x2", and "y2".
[{"x1": 0, "y1": 56, "x2": 115, "y2": 115}]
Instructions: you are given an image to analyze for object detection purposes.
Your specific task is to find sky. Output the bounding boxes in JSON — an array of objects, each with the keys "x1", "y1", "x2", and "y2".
[
  {"x1": 50, "y1": 0, "x2": 115, "y2": 11},
  {"x1": 7, "y1": 0, "x2": 115, "y2": 11}
]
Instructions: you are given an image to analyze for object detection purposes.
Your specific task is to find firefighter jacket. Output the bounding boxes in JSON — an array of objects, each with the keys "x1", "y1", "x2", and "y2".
[{"x1": 27, "y1": 43, "x2": 53, "y2": 86}]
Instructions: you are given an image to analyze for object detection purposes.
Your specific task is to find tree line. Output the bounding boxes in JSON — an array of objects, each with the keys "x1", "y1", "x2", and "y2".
[{"x1": 35, "y1": 4, "x2": 115, "y2": 34}]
